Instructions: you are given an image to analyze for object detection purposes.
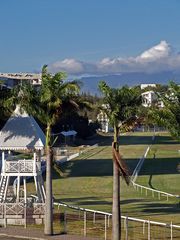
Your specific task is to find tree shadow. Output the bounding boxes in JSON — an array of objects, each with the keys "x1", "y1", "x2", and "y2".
[
  {"x1": 52, "y1": 157, "x2": 141, "y2": 178},
  {"x1": 139, "y1": 202, "x2": 180, "y2": 215},
  {"x1": 55, "y1": 196, "x2": 112, "y2": 206},
  {"x1": 52, "y1": 155, "x2": 180, "y2": 179},
  {"x1": 120, "y1": 199, "x2": 145, "y2": 205},
  {"x1": 148, "y1": 174, "x2": 156, "y2": 190},
  {"x1": 96, "y1": 134, "x2": 180, "y2": 146},
  {"x1": 138, "y1": 157, "x2": 180, "y2": 175}
]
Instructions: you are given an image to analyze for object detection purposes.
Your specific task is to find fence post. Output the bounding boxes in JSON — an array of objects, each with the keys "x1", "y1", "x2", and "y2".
[
  {"x1": 108, "y1": 215, "x2": 110, "y2": 227},
  {"x1": 79, "y1": 210, "x2": 81, "y2": 220},
  {"x1": 171, "y1": 221, "x2": 173, "y2": 240},
  {"x1": 158, "y1": 192, "x2": 160, "y2": 200},
  {"x1": 4, "y1": 204, "x2": 6, "y2": 228},
  {"x1": 143, "y1": 221, "x2": 145, "y2": 235},
  {"x1": 148, "y1": 220, "x2": 151, "y2": 240},
  {"x1": 125, "y1": 216, "x2": 128, "y2": 240},
  {"x1": 24, "y1": 203, "x2": 27, "y2": 228},
  {"x1": 84, "y1": 211, "x2": 87, "y2": 236},
  {"x1": 152, "y1": 190, "x2": 154, "y2": 198},
  {"x1": 105, "y1": 215, "x2": 107, "y2": 240},
  {"x1": 124, "y1": 218, "x2": 126, "y2": 230},
  {"x1": 93, "y1": 212, "x2": 96, "y2": 224}
]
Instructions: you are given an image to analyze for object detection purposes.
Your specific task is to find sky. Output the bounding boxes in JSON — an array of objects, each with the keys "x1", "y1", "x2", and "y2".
[{"x1": 0, "y1": 0, "x2": 180, "y2": 75}]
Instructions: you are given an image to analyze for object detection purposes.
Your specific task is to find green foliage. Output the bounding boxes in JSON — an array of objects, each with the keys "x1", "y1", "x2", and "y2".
[
  {"x1": 4, "y1": 65, "x2": 81, "y2": 146},
  {"x1": 0, "y1": 86, "x2": 11, "y2": 127},
  {"x1": 150, "y1": 81, "x2": 180, "y2": 140},
  {"x1": 79, "y1": 92, "x2": 101, "y2": 121},
  {"x1": 98, "y1": 81, "x2": 142, "y2": 131},
  {"x1": 98, "y1": 81, "x2": 142, "y2": 189}
]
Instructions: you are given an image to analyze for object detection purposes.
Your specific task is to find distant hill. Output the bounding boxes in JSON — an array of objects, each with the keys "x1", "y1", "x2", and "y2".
[{"x1": 79, "y1": 71, "x2": 180, "y2": 94}]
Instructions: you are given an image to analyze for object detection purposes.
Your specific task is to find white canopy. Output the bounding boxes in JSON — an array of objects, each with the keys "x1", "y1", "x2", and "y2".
[
  {"x1": 0, "y1": 106, "x2": 45, "y2": 150},
  {"x1": 61, "y1": 130, "x2": 77, "y2": 137}
]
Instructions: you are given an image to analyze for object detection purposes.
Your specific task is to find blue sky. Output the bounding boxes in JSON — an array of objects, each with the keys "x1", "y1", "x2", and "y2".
[{"x1": 0, "y1": 0, "x2": 180, "y2": 73}]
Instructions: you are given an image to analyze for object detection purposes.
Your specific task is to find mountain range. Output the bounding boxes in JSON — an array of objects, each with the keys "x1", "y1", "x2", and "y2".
[{"x1": 79, "y1": 71, "x2": 180, "y2": 94}]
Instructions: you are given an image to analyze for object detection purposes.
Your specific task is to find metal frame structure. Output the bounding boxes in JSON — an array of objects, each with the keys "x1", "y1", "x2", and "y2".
[{"x1": 0, "y1": 150, "x2": 45, "y2": 204}]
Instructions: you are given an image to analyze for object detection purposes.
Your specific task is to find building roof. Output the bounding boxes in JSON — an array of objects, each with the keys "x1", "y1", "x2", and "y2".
[
  {"x1": 61, "y1": 130, "x2": 77, "y2": 137},
  {"x1": 140, "y1": 84, "x2": 156, "y2": 89},
  {"x1": 0, "y1": 72, "x2": 41, "y2": 80},
  {"x1": 0, "y1": 106, "x2": 45, "y2": 150}
]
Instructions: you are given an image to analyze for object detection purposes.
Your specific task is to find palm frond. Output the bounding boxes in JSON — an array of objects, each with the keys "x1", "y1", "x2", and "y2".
[{"x1": 112, "y1": 143, "x2": 130, "y2": 185}]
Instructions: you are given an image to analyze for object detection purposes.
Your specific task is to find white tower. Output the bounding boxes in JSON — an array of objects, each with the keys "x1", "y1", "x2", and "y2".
[{"x1": 0, "y1": 107, "x2": 46, "y2": 226}]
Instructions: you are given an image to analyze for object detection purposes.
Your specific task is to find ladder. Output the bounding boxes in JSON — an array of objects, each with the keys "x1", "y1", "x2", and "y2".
[
  {"x1": 39, "y1": 173, "x2": 46, "y2": 201},
  {"x1": 0, "y1": 175, "x2": 8, "y2": 202}
]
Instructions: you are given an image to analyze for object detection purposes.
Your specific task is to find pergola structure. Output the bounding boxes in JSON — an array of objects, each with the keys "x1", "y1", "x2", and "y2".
[
  {"x1": 61, "y1": 130, "x2": 77, "y2": 144},
  {"x1": 0, "y1": 106, "x2": 46, "y2": 226}
]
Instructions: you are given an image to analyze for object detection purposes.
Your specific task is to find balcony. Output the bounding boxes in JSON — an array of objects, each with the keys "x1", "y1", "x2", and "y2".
[{"x1": 2, "y1": 159, "x2": 41, "y2": 176}]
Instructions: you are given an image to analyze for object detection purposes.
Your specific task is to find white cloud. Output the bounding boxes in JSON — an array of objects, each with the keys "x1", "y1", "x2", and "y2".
[
  {"x1": 49, "y1": 59, "x2": 84, "y2": 74},
  {"x1": 138, "y1": 41, "x2": 172, "y2": 61},
  {"x1": 48, "y1": 41, "x2": 180, "y2": 75}
]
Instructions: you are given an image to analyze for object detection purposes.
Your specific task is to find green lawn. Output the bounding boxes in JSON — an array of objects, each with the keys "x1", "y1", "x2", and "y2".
[
  {"x1": 27, "y1": 132, "x2": 180, "y2": 226},
  {"x1": 137, "y1": 132, "x2": 180, "y2": 195}
]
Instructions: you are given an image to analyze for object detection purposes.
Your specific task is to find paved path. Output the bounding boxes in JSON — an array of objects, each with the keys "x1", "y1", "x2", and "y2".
[{"x1": 0, "y1": 226, "x2": 98, "y2": 240}]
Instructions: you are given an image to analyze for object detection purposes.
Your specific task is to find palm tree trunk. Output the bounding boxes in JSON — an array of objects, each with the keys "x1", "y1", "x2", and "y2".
[
  {"x1": 112, "y1": 126, "x2": 121, "y2": 240},
  {"x1": 44, "y1": 125, "x2": 53, "y2": 235}
]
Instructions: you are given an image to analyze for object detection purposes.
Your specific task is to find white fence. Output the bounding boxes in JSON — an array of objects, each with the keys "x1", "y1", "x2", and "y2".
[
  {"x1": 131, "y1": 146, "x2": 150, "y2": 182},
  {"x1": 131, "y1": 135, "x2": 180, "y2": 201},
  {"x1": 54, "y1": 143, "x2": 99, "y2": 163},
  {"x1": 0, "y1": 202, "x2": 45, "y2": 228},
  {"x1": 132, "y1": 181, "x2": 179, "y2": 201},
  {"x1": 54, "y1": 201, "x2": 180, "y2": 240}
]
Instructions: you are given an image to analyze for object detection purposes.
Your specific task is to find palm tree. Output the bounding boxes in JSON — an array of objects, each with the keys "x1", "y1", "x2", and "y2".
[
  {"x1": 98, "y1": 81, "x2": 141, "y2": 240},
  {"x1": 0, "y1": 83, "x2": 11, "y2": 127},
  {"x1": 150, "y1": 81, "x2": 180, "y2": 140},
  {"x1": 6, "y1": 65, "x2": 81, "y2": 235}
]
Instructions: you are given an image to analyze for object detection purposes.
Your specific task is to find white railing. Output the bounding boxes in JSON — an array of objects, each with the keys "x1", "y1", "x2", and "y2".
[
  {"x1": 67, "y1": 153, "x2": 79, "y2": 161},
  {"x1": 131, "y1": 135, "x2": 180, "y2": 200},
  {"x1": 32, "y1": 203, "x2": 45, "y2": 215},
  {"x1": 54, "y1": 143, "x2": 99, "y2": 163},
  {"x1": 0, "y1": 199, "x2": 180, "y2": 239},
  {"x1": 54, "y1": 201, "x2": 180, "y2": 239},
  {"x1": 5, "y1": 203, "x2": 24, "y2": 215},
  {"x1": 54, "y1": 201, "x2": 180, "y2": 228},
  {"x1": 0, "y1": 202, "x2": 45, "y2": 228},
  {"x1": 131, "y1": 146, "x2": 150, "y2": 182},
  {"x1": 132, "y1": 181, "x2": 180, "y2": 201},
  {"x1": 5, "y1": 160, "x2": 34, "y2": 173}
]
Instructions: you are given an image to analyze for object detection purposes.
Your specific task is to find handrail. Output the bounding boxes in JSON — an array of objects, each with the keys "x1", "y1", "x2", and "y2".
[
  {"x1": 53, "y1": 201, "x2": 180, "y2": 229},
  {"x1": 132, "y1": 181, "x2": 179, "y2": 198},
  {"x1": 131, "y1": 146, "x2": 150, "y2": 182},
  {"x1": 131, "y1": 135, "x2": 180, "y2": 199}
]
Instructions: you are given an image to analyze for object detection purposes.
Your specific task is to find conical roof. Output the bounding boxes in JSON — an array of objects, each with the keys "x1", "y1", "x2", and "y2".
[{"x1": 0, "y1": 106, "x2": 45, "y2": 150}]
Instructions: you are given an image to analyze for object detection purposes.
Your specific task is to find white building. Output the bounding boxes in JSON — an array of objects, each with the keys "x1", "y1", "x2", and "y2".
[
  {"x1": 141, "y1": 90, "x2": 157, "y2": 107},
  {"x1": 141, "y1": 90, "x2": 164, "y2": 108},
  {"x1": 0, "y1": 73, "x2": 42, "y2": 88},
  {"x1": 97, "y1": 111, "x2": 109, "y2": 133},
  {"x1": 140, "y1": 84, "x2": 156, "y2": 90}
]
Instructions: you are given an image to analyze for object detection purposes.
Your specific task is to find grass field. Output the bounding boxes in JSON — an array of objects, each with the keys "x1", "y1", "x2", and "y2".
[
  {"x1": 137, "y1": 132, "x2": 180, "y2": 196},
  {"x1": 27, "y1": 131, "x2": 180, "y2": 227}
]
